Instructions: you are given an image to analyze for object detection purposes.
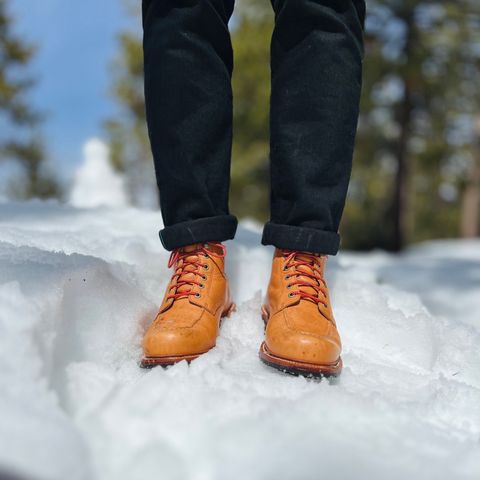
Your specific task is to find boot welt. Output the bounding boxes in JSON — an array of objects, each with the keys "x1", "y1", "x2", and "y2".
[
  {"x1": 259, "y1": 341, "x2": 342, "y2": 378},
  {"x1": 140, "y1": 350, "x2": 209, "y2": 368}
]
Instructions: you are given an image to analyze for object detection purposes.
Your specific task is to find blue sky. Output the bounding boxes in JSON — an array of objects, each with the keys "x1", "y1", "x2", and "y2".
[{"x1": 10, "y1": 0, "x2": 135, "y2": 180}]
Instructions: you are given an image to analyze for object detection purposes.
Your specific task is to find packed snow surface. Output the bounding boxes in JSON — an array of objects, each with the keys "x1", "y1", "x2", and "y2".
[{"x1": 0, "y1": 201, "x2": 479, "y2": 480}]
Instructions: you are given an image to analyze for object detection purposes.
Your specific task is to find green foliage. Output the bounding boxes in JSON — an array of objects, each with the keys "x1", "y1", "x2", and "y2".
[
  {"x1": 105, "y1": 32, "x2": 148, "y2": 173},
  {"x1": 231, "y1": 0, "x2": 273, "y2": 220},
  {"x1": 0, "y1": 0, "x2": 61, "y2": 199},
  {"x1": 104, "y1": 2, "x2": 154, "y2": 205},
  {"x1": 341, "y1": 0, "x2": 480, "y2": 250}
]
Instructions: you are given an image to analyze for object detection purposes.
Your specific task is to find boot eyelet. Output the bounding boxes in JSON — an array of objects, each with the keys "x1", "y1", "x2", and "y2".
[
  {"x1": 199, "y1": 283, "x2": 205, "y2": 289},
  {"x1": 203, "y1": 264, "x2": 209, "y2": 270},
  {"x1": 195, "y1": 293, "x2": 201, "y2": 298},
  {"x1": 287, "y1": 284, "x2": 292, "y2": 289},
  {"x1": 202, "y1": 275, "x2": 207, "y2": 280},
  {"x1": 288, "y1": 292, "x2": 295, "y2": 297},
  {"x1": 283, "y1": 265, "x2": 289, "y2": 271}
]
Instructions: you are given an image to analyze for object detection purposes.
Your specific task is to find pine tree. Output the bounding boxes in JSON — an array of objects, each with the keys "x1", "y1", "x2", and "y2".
[
  {"x1": 342, "y1": 0, "x2": 480, "y2": 250},
  {"x1": 104, "y1": 2, "x2": 154, "y2": 207},
  {"x1": 230, "y1": 0, "x2": 273, "y2": 220},
  {"x1": 0, "y1": 0, "x2": 60, "y2": 199}
]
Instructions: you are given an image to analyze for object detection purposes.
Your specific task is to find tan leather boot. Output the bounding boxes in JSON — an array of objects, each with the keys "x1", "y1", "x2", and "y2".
[
  {"x1": 259, "y1": 248, "x2": 342, "y2": 377},
  {"x1": 141, "y1": 242, "x2": 235, "y2": 368}
]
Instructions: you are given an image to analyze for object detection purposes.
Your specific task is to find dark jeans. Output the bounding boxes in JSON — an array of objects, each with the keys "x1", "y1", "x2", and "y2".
[{"x1": 142, "y1": 0, "x2": 365, "y2": 254}]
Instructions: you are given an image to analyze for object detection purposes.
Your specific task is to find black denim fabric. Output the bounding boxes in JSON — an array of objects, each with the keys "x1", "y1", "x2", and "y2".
[{"x1": 142, "y1": 0, "x2": 365, "y2": 254}]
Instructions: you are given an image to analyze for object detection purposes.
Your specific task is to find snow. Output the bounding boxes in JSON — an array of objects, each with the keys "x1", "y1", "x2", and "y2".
[
  {"x1": 69, "y1": 139, "x2": 128, "y2": 208},
  {"x1": 0, "y1": 200, "x2": 479, "y2": 480}
]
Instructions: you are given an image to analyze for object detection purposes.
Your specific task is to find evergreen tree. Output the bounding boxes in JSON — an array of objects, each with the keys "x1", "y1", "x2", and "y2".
[
  {"x1": 105, "y1": 30, "x2": 154, "y2": 206},
  {"x1": 0, "y1": 0, "x2": 60, "y2": 199},
  {"x1": 343, "y1": 0, "x2": 480, "y2": 250},
  {"x1": 230, "y1": 0, "x2": 273, "y2": 220}
]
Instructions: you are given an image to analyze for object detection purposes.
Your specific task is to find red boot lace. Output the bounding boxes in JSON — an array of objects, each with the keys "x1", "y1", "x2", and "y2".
[
  {"x1": 283, "y1": 250, "x2": 328, "y2": 307},
  {"x1": 166, "y1": 242, "x2": 226, "y2": 301}
]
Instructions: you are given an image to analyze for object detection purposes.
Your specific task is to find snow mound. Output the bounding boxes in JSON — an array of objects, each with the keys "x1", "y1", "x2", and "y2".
[
  {"x1": 69, "y1": 139, "x2": 128, "y2": 208},
  {"x1": 0, "y1": 201, "x2": 479, "y2": 480}
]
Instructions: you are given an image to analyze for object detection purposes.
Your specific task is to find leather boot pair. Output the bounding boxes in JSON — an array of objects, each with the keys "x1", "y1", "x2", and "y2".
[{"x1": 141, "y1": 243, "x2": 342, "y2": 377}]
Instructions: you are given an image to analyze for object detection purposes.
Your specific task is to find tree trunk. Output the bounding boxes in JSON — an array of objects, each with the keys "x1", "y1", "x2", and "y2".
[
  {"x1": 460, "y1": 154, "x2": 480, "y2": 238},
  {"x1": 391, "y1": 82, "x2": 413, "y2": 251},
  {"x1": 389, "y1": 8, "x2": 415, "y2": 252}
]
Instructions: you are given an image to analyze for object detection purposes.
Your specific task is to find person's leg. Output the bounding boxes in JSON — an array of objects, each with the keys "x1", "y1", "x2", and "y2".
[
  {"x1": 142, "y1": 0, "x2": 237, "y2": 251},
  {"x1": 141, "y1": 0, "x2": 236, "y2": 368},
  {"x1": 260, "y1": 0, "x2": 365, "y2": 377},
  {"x1": 262, "y1": 0, "x2": 365, "y2": 255}
]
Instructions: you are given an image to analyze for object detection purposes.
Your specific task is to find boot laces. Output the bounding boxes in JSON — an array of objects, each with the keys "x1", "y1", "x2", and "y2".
[
  {"x1": 166, "y1": 242, "x2": 226, "y2": 301},
  {"x1": 283, "y1": 250, "x2": 328, "y2": 307}
]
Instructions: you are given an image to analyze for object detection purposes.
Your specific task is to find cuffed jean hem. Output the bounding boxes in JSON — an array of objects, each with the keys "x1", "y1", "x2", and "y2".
[
  {"x1": 159, "y1": 215, "x2": 238, "y2": 251},
  {"x1": 261, "y1": 221, "x2": 341, "y2": 255}
]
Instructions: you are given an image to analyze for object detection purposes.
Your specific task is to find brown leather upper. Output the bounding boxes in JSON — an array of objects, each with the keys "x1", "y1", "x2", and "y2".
[
  {"x1": 263, "y1": 248, "x2": 341, "y2": 365},
  {"x1": 143, "y1": 243, "x2": 232, "y2": 358}
]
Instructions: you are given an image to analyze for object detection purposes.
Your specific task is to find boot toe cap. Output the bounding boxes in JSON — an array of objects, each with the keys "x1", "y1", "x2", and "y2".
[
  {"x1": 143, "y1": 326, "x2": 212, "y2": 358},
  {"x1": 265, "y1": 316, "x2": 341, "y2": 366}
]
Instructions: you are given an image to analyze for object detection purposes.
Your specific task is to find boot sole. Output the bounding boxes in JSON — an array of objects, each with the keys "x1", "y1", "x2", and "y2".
[
  {"x1": 140, "y1": 351, "x2": 208, "y2": 368},
  {"x1": 259, "y1": 305, "x2": 342, "y2": 378},
  {"x1": 259, "y1": 341, "x2": 342, "y2": 378},
  {"x1": 139, "y1": 302, "x2": 236, "y2": 369}
]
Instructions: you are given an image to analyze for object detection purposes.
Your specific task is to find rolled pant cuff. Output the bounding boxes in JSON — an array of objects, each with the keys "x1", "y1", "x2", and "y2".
[
  {"x1": 261, "y1": 221, "x2": 340, "y2": 255},
  {"x1": 159, "y1": 215, "x2": 238, "y2": 251}
]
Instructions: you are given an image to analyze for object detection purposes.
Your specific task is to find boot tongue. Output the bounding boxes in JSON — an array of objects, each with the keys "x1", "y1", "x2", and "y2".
[
  {"x1": 181, "y1": 243, "x2": 202, "y2": 254},
  {"x1": 181, "y1": 242, "x2": 224, "y2": 256},
  {"x1": 203, "y1": 242, "x2": 224, "y2": 256}
]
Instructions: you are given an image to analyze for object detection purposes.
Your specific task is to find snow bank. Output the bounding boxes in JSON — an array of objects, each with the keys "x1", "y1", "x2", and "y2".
[{"x1": 0, "y1": 201, "x2": 479, "y2": 480}]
